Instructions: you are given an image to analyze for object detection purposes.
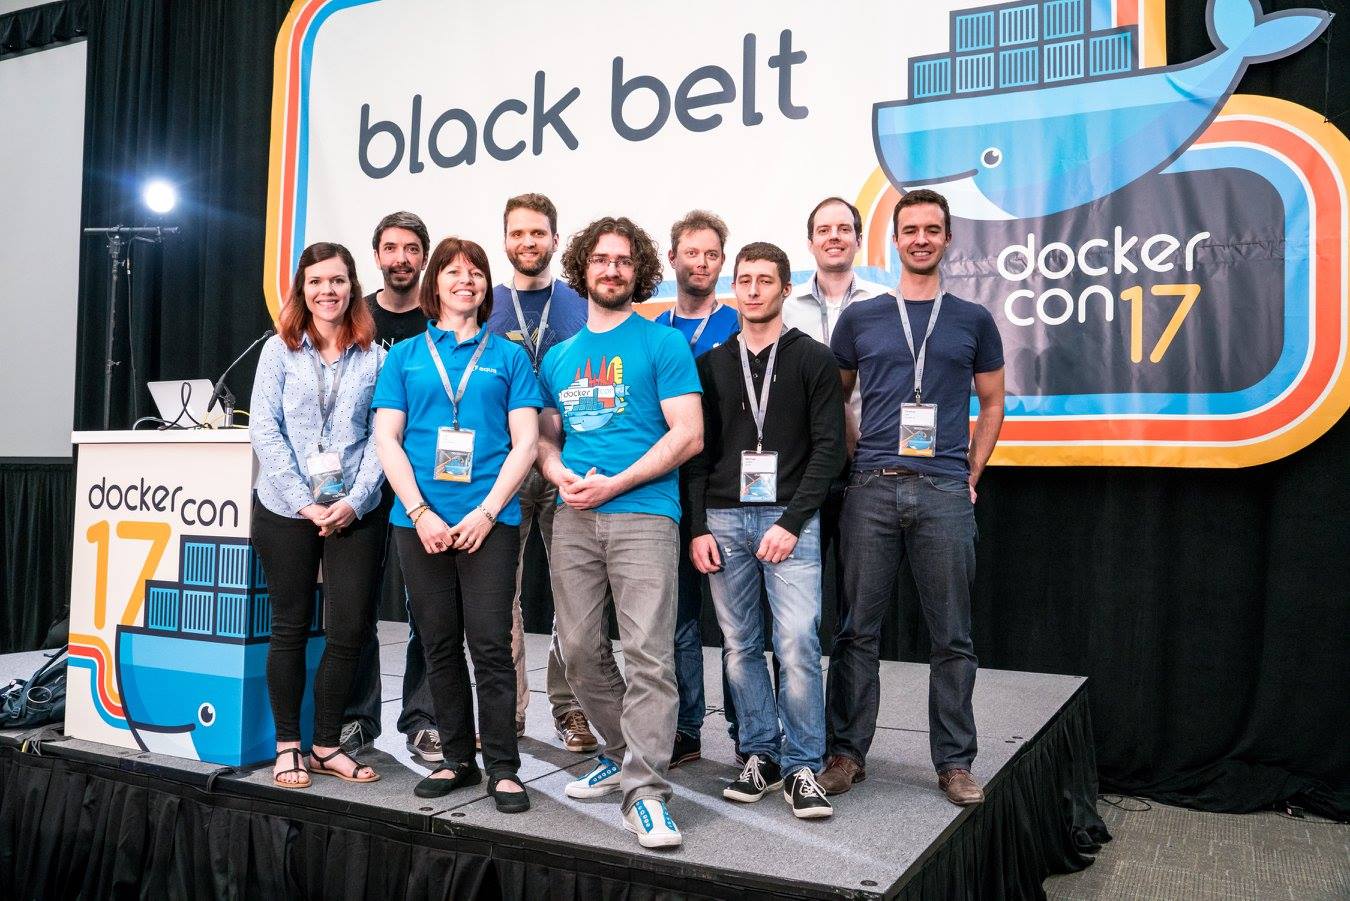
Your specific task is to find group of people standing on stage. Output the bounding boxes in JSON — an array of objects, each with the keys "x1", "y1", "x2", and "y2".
[{"x1": 248, "y1": 188, "x2": 1006, "y2": 849}]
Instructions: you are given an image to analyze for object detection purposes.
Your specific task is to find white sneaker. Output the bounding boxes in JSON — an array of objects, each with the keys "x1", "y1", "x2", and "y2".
[
  {"x1": 564, "y1": 756, "x2": 622, "y2": 799},
  {"x1": 623, "y1": 799, "x2": 682, "y2": 849}
]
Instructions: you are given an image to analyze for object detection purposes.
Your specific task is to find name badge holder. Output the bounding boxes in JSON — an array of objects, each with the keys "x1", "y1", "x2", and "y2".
[
  {"x1": 897, "y1": 284, "x2": 943, "y2": 459},
  {"x1": 425, "y1": 330, "x2": 489, "y2": 483},
  {"x1": 738, "y1": 334, "x2": 781, "y2": 503},
  {"x1": 306, "y1": 352, "x2": 349, "y2": 502}
]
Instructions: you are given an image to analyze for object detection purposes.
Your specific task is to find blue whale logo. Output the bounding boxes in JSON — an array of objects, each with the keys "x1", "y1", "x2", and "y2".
[{"x1": 873, "y1": 0, "x2": 1329, "y2": 220}]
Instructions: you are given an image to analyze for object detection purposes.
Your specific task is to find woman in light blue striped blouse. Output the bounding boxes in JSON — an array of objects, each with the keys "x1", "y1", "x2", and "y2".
[{"x1": 249, "y1": 242, "x2": 386, "y2": 790}]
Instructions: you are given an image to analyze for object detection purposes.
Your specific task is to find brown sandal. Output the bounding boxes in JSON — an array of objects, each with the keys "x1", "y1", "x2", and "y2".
[
  {"x1": 308, "y1": 747, "x2": 380, "y2": 783},
  {"x1": 273, "y1": 748, "x2": 311, "y2": 789}
]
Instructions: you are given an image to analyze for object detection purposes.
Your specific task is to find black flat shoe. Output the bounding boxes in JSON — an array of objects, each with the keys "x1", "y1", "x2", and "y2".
[
  {"x1": 487, "y1": 774, "x2": 531, "y2": 813},
  {"x1": 414, "y1": 761, "x2": 481, "y2": 798}
]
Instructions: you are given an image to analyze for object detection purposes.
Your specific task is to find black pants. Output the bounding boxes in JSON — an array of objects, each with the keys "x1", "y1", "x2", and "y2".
[
  {"x1": 251, "y1": 499, "x2": 387, "y2": 746},
  {"x1": 395, "y1": 523, "x2": 520, "y2": 778}
]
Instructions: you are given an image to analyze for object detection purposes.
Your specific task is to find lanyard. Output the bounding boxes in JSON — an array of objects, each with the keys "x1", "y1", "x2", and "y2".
[
  {"x1": 509, "y1": 279, "x2": 554, "y2": 368},
  {"x1": 308, "y1": 348, "x2": 346, "y2": 450},
  {"x1": 424, "y1": 329, "x2": 490, "y2": 430},
  {"x1": 813, "y1": 276, "x2": 855, "y2": 345},
  {"x1": 738, "y1": 333, "x2": 781, "y2": 453},
  {"x1": 674, "y1": 301, "x2": 720, "y2": 350},
  {"x1": 896, "y1": 284, "x2": 943, "y2": 405}
]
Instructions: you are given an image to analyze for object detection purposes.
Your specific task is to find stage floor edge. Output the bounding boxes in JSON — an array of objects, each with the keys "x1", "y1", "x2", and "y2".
[{"x1": 0, "y1": 632, "x2": 1105, "y2": 899}]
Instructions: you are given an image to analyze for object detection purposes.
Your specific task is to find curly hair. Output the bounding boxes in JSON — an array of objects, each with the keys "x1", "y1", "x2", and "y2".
[{"x1": 560, "y1": 216, "x2": 664, "y2": 304}]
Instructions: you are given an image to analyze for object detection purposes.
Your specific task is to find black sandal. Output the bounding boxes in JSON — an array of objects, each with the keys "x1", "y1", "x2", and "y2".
[
  {"x1": 273, "y1": 748, "x2": 311, "y2": 789},
  {"x1": 488, "y1": 774, "x2": 531, "y2": 813},
  {"x1": 414, "y1": 760, "x2": 481, "y2": 798},
  {"x1": 309, "y1": 747, "x2": 379, "y2": 783}
]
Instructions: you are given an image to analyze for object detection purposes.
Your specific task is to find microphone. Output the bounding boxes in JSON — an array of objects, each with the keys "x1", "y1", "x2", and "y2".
[{"x1": 207, "y1": 329, "x2": 275, "y2": 427}]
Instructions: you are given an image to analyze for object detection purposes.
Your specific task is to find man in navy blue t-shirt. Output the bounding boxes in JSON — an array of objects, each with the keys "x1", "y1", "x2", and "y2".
[
  {"x1": 820, "y1": 189, "x2": 1005, "y2": 807},
  {"x1": 485, "y1": 193, "x2": 596, "y2": 756}
]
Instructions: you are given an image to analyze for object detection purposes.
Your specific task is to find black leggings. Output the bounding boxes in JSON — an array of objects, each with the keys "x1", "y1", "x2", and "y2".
[
  {"x1": 251, "y1": 499, "x2": 387, "y2": 746},
  {"x1": 395, "y1": 523, "x2": 520, "y2": 778}
]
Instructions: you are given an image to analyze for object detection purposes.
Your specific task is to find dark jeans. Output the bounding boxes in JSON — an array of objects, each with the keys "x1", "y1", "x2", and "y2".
[
  {"x1": 673, "y1": 512, "x2": 707, "y2": 737},
  {"x1": 395, "y1": 523, "x2": 520, "y2": 778},
  {"x1": 251, "y1": 498, "x2": 387, "y2": 746},
  {"x1": 825, "y1": 470, "x2": 979, "y2": 773},
  {"x1": 342, "y1": 490, "x2": 435, "y2": 739}
]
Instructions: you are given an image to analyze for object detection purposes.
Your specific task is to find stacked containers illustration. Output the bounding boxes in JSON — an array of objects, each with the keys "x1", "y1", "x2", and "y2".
[
  {"x1": 909, "y1": 0, "x2": 1137, "y2": 100},
  {"x1": 117, "y1": 535, "x2": 325, "y2": 766}
]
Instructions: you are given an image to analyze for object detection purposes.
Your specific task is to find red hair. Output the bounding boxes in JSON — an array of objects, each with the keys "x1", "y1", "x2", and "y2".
[{"x1": 279, "y1": 242, "x2": 375, "y2": 352}]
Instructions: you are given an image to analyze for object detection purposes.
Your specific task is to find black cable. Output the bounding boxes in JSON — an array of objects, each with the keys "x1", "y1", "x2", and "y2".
[
  {"x1": 162, "y1": 380, "x2": 203, "y2": 429},
  {"x1": 1098, "y1": 794, "x2": 1153, "y2": 812}
]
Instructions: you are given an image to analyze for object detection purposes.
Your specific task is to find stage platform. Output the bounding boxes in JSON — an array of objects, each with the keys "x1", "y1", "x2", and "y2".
[{"x1": 0, "y1": 626, "x2": 1108, "y2": 899}]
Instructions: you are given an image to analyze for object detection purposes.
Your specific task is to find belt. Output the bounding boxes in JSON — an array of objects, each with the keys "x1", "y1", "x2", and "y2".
[{"x1": 865, "y1": 466, "x2": 920, "y2": 478}]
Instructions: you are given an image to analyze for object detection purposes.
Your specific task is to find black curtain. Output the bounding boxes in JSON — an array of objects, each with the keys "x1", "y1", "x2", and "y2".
[
  {"x1": 0, "y1": 462, "x2": 73, "y2": 653},
  {"x1": 10, "y1": 0, "x2": 1344, "y2": 821},
  {"x1": 73, "y1": 0, "x2": 291, "y2": 432}
]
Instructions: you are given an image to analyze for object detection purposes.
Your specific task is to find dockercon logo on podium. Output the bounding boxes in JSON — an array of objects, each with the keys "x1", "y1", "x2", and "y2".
[{"x1": 266, "y1": 0, "x2": 1349, "y2": 467}]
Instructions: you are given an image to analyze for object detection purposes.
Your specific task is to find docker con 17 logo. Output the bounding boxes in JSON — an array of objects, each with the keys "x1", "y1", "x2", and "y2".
[{"x1": 865, "y1": 0, "x2": 1347, "y2": 468}]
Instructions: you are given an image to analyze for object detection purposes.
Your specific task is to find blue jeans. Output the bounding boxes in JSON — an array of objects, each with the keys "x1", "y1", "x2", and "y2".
[
  {"x1": 705, "y1": 507, "x2": 825, "y2": 775},
  {"x1": 826, "y1": 470, "x2": 978, "y2": 773},
  {"x1": 673, "y1": 513, "x2": 706, "y2": 737}
]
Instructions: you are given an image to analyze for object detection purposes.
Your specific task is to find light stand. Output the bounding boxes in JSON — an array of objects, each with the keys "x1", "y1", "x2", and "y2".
[{"x1": 82, "y1": 225, "x2": 180, "y2": 429}]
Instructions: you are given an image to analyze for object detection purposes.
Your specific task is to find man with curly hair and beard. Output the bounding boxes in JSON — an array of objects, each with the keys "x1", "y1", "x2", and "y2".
[{"x1": 536, "y1": 216, "x2": 703, "y2": 848}]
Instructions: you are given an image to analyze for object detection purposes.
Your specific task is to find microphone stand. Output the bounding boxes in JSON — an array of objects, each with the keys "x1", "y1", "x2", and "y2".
[
  {"x1": 83, "y1": 225, "x2": 180, "y2": 430},
  {"x1": 207, "y1": 330, "x2": 275, "y2": 428}
]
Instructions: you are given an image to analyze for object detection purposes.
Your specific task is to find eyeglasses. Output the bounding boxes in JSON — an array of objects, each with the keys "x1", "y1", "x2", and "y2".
[{"x1": 587, "y1": 255, "x2": 635, "y2": 271}]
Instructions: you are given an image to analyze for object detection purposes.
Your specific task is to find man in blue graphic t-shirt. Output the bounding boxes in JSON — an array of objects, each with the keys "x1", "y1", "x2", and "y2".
[
  {"x1": 537, "y1": 216, "x2": 702, "y2": 849},
  {"x1": 655, "y1": 209, "x2": 741, "y2": 768},
  {"x1": 484, "y1": 193, "x2": 597, "y2": 757},
  {"x1": 820, "y1": 189, "x2": 1005, "y2": 808}
]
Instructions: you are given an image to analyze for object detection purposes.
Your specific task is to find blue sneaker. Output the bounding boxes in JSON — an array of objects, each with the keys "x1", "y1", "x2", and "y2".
[
  {"x1": 624, "y1": 799, "x2": 682, "y2": 848},
  {"x1": 565, "y1": 756, "x2": 622, "y2": 799}
]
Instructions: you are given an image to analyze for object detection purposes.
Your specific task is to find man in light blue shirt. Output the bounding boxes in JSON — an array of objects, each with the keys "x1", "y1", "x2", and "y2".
[
  {"x1": 654, "y1": 210, "x2": 741, "y2": 768},
  {"x1": 537, "y1": 216, "x2": 702, "y2": 849}
]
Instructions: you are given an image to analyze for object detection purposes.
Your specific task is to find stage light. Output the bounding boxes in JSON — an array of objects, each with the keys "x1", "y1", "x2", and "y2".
[{"x1": 142, "y1": 180, "x2": 177, "y2": 215}]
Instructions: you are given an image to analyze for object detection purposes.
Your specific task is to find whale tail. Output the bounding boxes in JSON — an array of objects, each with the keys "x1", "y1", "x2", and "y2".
[{"x1": 1211, "y1": 0, "x2": 1330, "y2": 63}]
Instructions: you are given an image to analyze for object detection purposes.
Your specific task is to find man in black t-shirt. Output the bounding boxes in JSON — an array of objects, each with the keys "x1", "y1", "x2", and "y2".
[{"x1": 341, "y1": 211, "x2": 441, "y2": 763}]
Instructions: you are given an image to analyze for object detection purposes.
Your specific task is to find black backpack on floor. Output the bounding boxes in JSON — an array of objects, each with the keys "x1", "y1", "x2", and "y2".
[{"x1": 0, "y1": 650, "x2": 67, "y2": 729}]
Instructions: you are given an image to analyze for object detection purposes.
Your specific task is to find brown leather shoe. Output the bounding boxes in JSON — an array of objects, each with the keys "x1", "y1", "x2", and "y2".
[
  {"x1": 816, "y1": 755, "x2": 866, "y2": 795},
  {"x1": 555, "y1": 710, "x2": 599, "y2": 753},
  {"x1": 938, "y1": 769, "x2": 984, "y2": 806}
]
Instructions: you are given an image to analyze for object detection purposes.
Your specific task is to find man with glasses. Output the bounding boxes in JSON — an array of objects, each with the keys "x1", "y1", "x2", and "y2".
[
  {"x1": 537, "y1": 216, "x2": 703, "y2": 848},
  {"x1": 485, "y1": 193, "x2": 597, "y2": 753},
  {"x1": 656, "y1": 210, "x2": 740, "y2": 768}
]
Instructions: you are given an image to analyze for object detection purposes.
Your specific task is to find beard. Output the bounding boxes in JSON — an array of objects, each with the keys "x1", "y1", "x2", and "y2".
[
  {"x1": 507, "y1": 246, "x2": 554, "y2": 278},
  {"x1": 588, "y1": 278, "x2": 635, "y2": 309},
  {"x1": 382, "y1": 266, "x2": 418, "y2": 292}
]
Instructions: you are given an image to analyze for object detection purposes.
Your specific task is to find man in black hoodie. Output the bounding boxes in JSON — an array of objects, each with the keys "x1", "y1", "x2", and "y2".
[{"x1": 684, "y1": 241, "x2": 845, "y2": 820}]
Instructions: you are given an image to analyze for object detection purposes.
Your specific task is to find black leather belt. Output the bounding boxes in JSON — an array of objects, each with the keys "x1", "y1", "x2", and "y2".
[{"x1": 867, "y1": 467, "x2": 920, "y2": 477}]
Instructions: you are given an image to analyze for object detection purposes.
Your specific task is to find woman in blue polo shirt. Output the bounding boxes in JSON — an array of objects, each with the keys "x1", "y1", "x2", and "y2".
[{"x1": 372, "y1": 236, "x2": 541, "y2": 812}]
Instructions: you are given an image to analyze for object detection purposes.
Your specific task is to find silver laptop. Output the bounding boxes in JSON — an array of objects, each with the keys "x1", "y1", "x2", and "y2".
[{"x1": 147, "y1": 379, "x2": 218, "y2": 427}]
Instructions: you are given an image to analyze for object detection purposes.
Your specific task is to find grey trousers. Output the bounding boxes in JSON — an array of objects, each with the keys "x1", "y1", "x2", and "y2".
[
  {"x1": 550, "y1": 506, "x2": 678, "y2": 811},
  {"x1": 511, "y1": 469, "x2": 581, "y2": 722}
]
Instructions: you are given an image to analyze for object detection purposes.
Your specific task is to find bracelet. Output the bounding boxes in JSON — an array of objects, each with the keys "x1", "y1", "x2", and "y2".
[
  {"x1": 476, "y1": 505, "x2": 496, "y2": 524},
  {"x1": 408, "y1": 503, "x2": 430, "y2": 523}
]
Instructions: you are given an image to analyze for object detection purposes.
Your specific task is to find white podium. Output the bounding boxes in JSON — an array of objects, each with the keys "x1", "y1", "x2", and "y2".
[{"x1": 66, "y1": 430, "x2": 322, "y2": 766}]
